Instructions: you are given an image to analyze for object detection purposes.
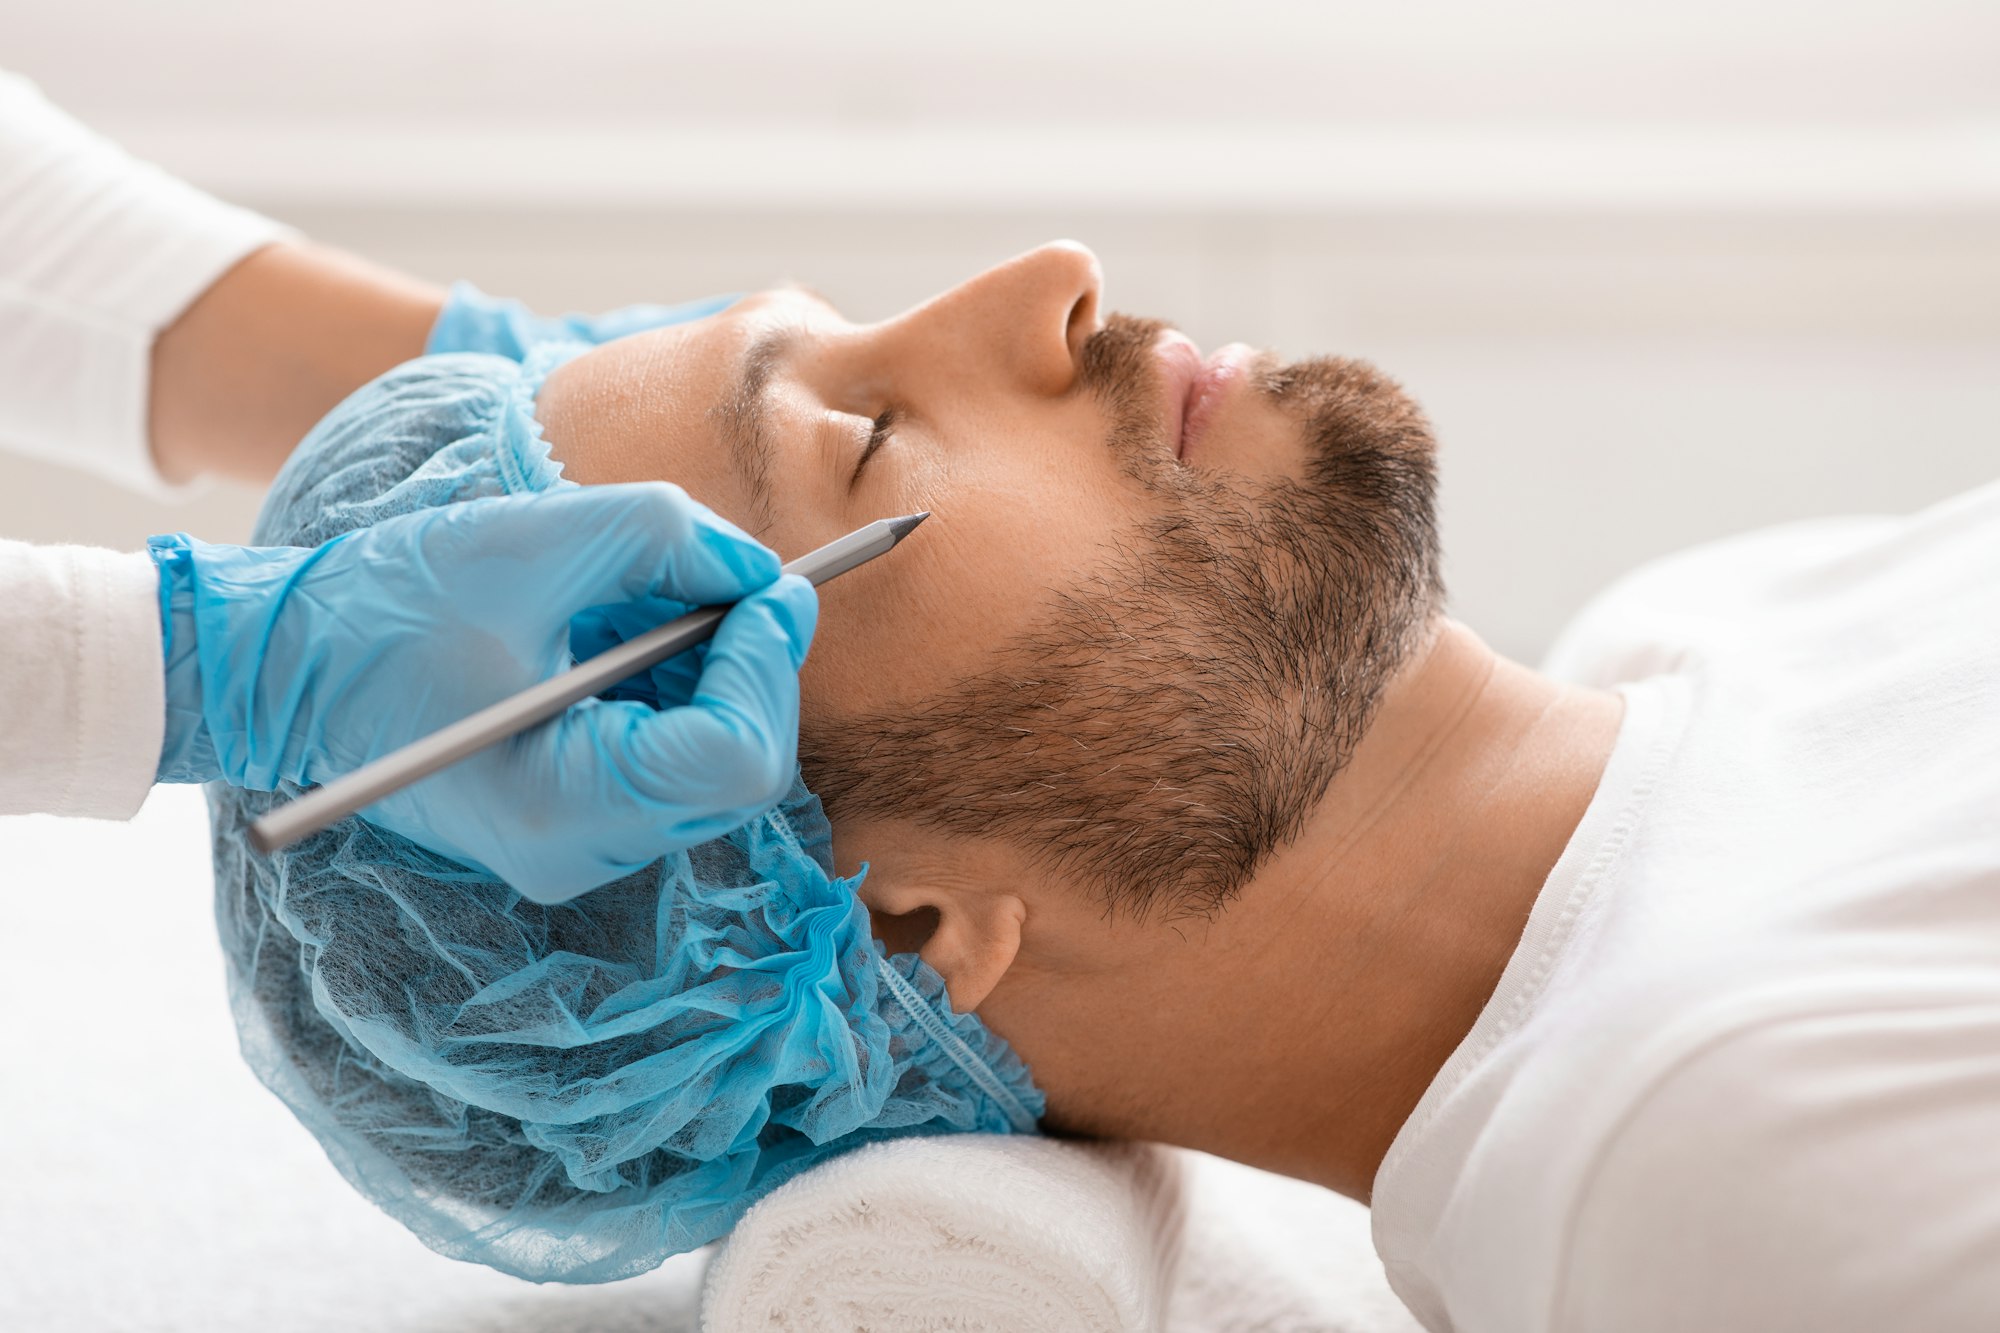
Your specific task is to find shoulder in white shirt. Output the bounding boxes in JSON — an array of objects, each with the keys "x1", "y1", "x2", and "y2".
[{"x1": 1372, "y1": 477, "x2": 2000, "y2": 1333}]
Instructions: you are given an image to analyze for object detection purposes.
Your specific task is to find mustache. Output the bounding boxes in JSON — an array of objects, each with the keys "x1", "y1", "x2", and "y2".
[
  {"x1": 1076, "y1": 313, "x2": 1178, "y2": 477},
  {"x1": 1077, "y1": 312, "x2": 1172, "y2": 405}
]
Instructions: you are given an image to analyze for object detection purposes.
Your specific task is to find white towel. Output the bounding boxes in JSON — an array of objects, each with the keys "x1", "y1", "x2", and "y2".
[
  {"x1": 701, "y1": 1135, "x2": 1186, "y2": 1331},
  {"x1": 700, "y1": 1134, "x2": 1426, "y2": 1333}
]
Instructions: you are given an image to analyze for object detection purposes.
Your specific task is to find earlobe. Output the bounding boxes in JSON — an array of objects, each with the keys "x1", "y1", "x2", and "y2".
[
  {"x1": 863, "y1": 872, "x2": 1027, "y2": 1015},
  {"x1": 843, "y1": 829, "x2": 1032, "y2": 1015},
  {"x1": 917, "y1": 893, "x2": 1026, "y2": 1014}
]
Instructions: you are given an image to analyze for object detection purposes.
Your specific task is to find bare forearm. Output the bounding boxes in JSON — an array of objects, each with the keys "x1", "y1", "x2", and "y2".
[{"x1": 148, "y1": 242, "x2": 444, "y2": 484}]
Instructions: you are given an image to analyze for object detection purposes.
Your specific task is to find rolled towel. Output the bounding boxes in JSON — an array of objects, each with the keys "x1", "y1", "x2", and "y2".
[{"x1": 700, "y1": 1135, "x2": 1187, "y2": 1332}]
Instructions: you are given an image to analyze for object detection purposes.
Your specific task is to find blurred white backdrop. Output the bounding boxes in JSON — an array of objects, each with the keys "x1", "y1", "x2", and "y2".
[{"x1": 4, "y1": 0, "x2": 1997, "y2": 661}]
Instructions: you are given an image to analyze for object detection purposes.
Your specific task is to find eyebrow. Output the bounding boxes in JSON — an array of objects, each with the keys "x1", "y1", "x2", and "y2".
[{"x1": 714, "y1": 323, "x2": 798, "y2": 533}]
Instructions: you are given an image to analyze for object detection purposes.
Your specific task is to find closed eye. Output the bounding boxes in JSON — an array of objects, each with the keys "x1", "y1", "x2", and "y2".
[{"x1": 851, "y1": 406, "x2": 899, "y2": 487}]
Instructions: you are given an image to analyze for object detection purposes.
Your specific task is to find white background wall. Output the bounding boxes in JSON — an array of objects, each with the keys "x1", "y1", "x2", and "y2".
[{"x1": 5, "y1": 1, "x2": 1997, "y2": 662}]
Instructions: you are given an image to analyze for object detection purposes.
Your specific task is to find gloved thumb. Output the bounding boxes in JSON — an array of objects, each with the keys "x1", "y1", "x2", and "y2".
[
  {"x1": 513, "y1": 575, "x2": 818, "y2": 904},
  {"x1": 614, "y1": 574, "x2": 818, "y2": 820}
]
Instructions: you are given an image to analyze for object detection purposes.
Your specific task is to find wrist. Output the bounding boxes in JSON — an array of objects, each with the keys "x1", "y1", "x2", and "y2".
[
  {"x1": 152, "y1": 535, "x2": 331, "y2": 791},
  {"x1": 149, "y1": 534, "x2": 222, "y2": 784},
  {"x1": 150, "y1": 242, "x2": 445, "y2": 485}
]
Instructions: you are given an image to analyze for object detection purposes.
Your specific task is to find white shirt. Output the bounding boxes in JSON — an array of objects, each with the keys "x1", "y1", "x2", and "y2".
[
  {"x1": 1372, "y1": 477, "x2": 2000, "y2": 1332},
  {"x1": 0, "y1": 71, "x2": 285, "y2": 817}
]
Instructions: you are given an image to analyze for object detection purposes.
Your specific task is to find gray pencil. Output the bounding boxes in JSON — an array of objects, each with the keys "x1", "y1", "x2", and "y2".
[{"x1": 247, "y1": 511, "x2": 929, "y2": 856}]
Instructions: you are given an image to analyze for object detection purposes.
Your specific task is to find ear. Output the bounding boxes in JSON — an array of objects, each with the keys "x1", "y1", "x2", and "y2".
[{"x1": 861, "y1": 866, "x2": 1027, "y2": 1015}]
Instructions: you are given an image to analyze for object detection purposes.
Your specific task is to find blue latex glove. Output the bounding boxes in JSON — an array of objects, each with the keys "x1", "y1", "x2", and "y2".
[
  {"x1": 426, "y1": 280, "x2": 738, "y2": 360},
  {"x1": 426, "y1": 280, "x2": 748, "y2": 712},
  {"x1": 151, "y1": 482, "x2": 818, "y2": 905},
  {"x1": 426, "y1": 283, "x2": 742, "y2": 707}
]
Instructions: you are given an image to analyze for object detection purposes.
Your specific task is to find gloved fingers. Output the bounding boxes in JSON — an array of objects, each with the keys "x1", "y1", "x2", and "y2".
[
  {"x1": 568, "y1": 604, "x2": 632, "y2": 666},
  {"x1": 510, "y1": 579, "x2": 811, "y2": 902},
  {"x1": 517, "y1": 483, "x2": 783, "y2": 612},
  {"x1": 570, "y1": 596, "x2": 701, "y2": 657},
  {"x1": 572, "y1": 600, "x2": 712, "y2": 704},
  {"x1": 603, "y1": 575, "x2": 818, "y2": 820},
  {"x1": 570, "y1": 602, "x2": 710, "y2": 705}
]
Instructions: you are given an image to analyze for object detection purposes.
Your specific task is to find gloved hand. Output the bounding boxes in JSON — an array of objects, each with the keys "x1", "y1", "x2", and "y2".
[
  {"x1": 426, "y1": 280, "x2": 737, "y2": 360},
  {"x1": 426, "y1": 281, "x2": 742, "y2": 706},
  {"x1": 151, "y1": 482, "x2": 818, "y2": 905}
]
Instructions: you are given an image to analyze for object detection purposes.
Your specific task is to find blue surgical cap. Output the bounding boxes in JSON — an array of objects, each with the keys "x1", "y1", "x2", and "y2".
[{"x1": 208, "y1": 343, "x2": 1043, "y2": 1284}]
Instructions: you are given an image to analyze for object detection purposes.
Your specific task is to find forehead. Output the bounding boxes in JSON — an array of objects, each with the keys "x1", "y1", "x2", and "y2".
[{"x1": 549, "y1": 287, "x2": 845, "y2": 534}]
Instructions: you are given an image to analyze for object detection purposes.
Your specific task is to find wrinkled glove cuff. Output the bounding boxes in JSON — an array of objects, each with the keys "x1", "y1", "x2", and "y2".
[
  {"x1": 149, "y1": 533, "x2": 222, "y2": 785},
  {"x1": 425, "y1": 281, "x2": 550, "y2": 360},
  {"x1": 426, "y1": 280, "x2": 742, "y2": 360}
]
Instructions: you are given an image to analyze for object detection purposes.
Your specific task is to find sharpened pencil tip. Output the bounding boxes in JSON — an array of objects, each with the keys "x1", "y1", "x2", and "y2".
[{"x1": 886, "y1": 511, "x2": 930, "y2": 542}]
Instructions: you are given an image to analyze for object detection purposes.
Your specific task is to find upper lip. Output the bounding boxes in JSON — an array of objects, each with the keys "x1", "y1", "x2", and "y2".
[{"x1": 1153, "y1": 332, "x2": 1205, "y2": 460}]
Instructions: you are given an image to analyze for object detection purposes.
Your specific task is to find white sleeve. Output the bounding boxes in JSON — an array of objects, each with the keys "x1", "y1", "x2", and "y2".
[
  {"x1": 0, "y1": 69, "x2": 293, "y2": 493},
  {"x1": 0, "y1": 539, "x2": 164, "y2": 818},
  {"x1": 1553, "y1": 999, "x2": 2000, "y2": 1333}
]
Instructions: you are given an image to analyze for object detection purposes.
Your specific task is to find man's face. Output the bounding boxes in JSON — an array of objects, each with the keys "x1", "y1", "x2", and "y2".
[
  {"x1": 539, "y1": 242, "x2": 1298, "y2": 713},
  {"x1": 537, "y1": 241, "x2": 1442, "y2": 921}
]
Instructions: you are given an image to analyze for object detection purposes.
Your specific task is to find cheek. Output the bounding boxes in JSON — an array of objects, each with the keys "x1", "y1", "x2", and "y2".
[
  {"x1": 799, "y1": 421, "x2": 1135, "y2": 719},
  {"x1": 801, "y1": 515, "x2": 1035, "y2": 720}
]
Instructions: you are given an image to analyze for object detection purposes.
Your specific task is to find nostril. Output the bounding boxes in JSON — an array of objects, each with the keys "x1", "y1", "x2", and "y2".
[
  {"x1": 1064, "y1": 285, "x2": 1102, "y2": 361},
  {"x1": 1041, "y1": 240, "x2": 1105, "y2": 363}
]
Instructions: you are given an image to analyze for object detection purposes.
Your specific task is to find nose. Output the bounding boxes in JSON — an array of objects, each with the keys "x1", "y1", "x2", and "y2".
[{"x1": 890, "y1": 240, "x2": 1104, "y2": 397}]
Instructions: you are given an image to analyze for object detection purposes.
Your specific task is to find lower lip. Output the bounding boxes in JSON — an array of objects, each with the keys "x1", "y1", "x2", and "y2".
[{"x1": 1178, "y1": 344, "x2": 1255, "y2": 465}]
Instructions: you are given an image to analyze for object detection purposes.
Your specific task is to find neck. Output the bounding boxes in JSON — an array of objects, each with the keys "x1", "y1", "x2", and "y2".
[{"x1": 1002, "y1": 619, "x2": 1624, "y2": 1199}]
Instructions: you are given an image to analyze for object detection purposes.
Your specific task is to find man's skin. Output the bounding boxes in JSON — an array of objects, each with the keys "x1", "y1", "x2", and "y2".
[{"x1": 532, "y1": 240, "x2": 1628, "y2": 1202}]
